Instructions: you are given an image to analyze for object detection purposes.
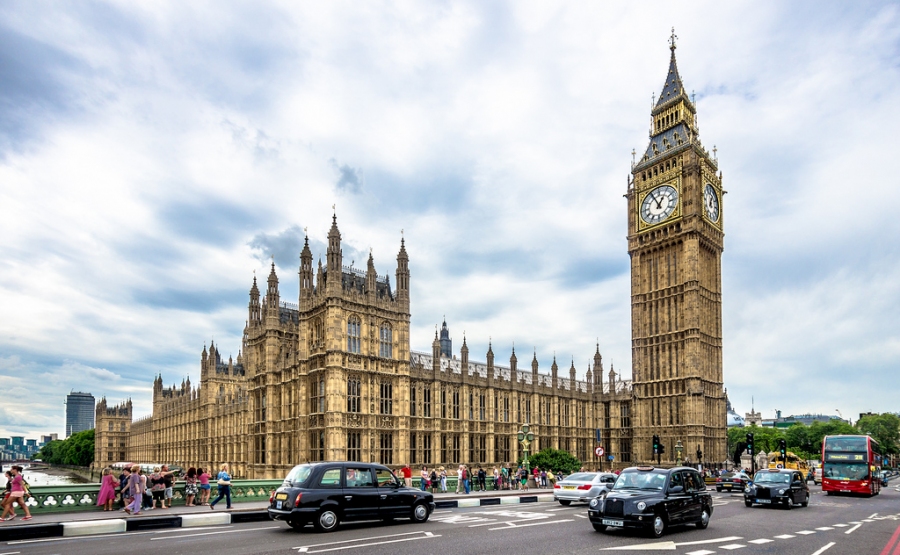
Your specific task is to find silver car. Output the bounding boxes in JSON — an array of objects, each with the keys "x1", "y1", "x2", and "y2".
[{"x1": 553, "y1": 472, "x2": 617, "y2": 505}]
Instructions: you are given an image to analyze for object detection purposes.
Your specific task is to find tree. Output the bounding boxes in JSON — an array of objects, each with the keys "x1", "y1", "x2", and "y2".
[
  {"x1": 35, "y1": 429, "x2": 94, "y2": 467},
  {"x1": 857, "y1": 413, "x2": 900, "y2": 455},
  {"x1": 520, "y1": 448, "x2": 582, "y2": 474}
]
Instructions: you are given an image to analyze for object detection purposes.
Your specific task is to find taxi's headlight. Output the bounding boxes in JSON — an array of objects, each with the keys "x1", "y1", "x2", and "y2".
[
  {"x1": 778, "y1": 488, "x2": 786, "y2": 495},
  {"x1": 636, "y1": 501, "x2": 647, "y2": 511},
  {"x1": 589, "y1": 498, "x2": 600, "y2": 508},
  {"x1": 744, "y1": 486, "x2": 752, "y2": 493}
]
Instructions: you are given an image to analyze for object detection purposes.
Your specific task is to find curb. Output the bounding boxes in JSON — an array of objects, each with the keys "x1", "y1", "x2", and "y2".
[
  {"x1": 0, "y1": 494, "x2": 556, "y2": 542},
  {"x1": 0, "y1": 511, "x2": 269, "y2": 543}
]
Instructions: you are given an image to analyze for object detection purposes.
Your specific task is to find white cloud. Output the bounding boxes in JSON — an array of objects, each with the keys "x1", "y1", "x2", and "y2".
[{"x1": 0, "y1": 1, "x2": 898, "y2": 437}]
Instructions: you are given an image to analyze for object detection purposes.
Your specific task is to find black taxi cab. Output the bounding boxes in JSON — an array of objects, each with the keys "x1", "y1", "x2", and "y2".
[
  {"x1": 744, "y1": 468, "x2": 809, "y2": 509},
  {"x1": 588, "y1": 466, "x2": 712, "y2": 538},
  {"x1": 268, "y1": 462, "x2": 435, "y2": 532}
]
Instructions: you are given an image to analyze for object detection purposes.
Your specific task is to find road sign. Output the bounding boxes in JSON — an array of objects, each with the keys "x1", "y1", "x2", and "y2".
[{"x1": 595, "y1": 446, "x2": 605, "y2": 457}]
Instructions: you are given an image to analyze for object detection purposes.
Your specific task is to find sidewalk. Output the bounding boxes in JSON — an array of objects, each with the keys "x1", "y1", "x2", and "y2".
[{"x1": 0, "y1": 487, "x2": 557, "y2": 541}]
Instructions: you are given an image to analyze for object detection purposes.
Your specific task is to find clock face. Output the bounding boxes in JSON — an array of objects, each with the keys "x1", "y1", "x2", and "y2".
[
  {"x1": 704, "y1": 183, "x2": 720, "y2": 222},
  {"x1": 640, "y1": 184, "x2": 679, "y2": 225}
]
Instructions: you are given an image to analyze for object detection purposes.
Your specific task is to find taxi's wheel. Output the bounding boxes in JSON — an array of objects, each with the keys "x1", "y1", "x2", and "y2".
[
  {"x1": 288, "y1": 519, "x2": 305, "y2": 531},
  {"x1": 783, "y1": 498, "x2": 793, "y2": 510},
  {"x1": 411, "y1": 502, "x2": 430, "y2": 523},
  {"x1": 800, "y1": 495, "x2": 809, "y2": 508},
  {"x1": 592, "y1": 523, "x2": 607, "y2": 533},
  {"x1": 716, "y1": 487, "x2": 722, "y2": 492},
  {"x1": 744, "y1": 500, "x2": 753, "y2": 507},
  {"x1": 314, "y1": 509, "x2": 340, "y2": 532},
  {"x1": 650, "y1": 515, "x2": 666, "y2": 538},
  {"x1": 559, "y1": 500, "x2": 571, "y2": 506},
  {"x1": 696, "y1": 508, "x2": 710, "y2": 529}
]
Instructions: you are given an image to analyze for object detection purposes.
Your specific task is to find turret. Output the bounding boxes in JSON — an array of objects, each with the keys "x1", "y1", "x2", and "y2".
[
  {"x1": 327, "y1": 214, "x2": 342, "y2": 288},
  {"x1": 366, "y1": 250, "x2": 377, "y2": 299},
  {"x1": 509, "y1": 345, "x2": 517, "y2": 384},
  {"x1": 551, "y1": 356, "x2": 558, "y2": 390},
  {"x1": 300, "y1": 234, "x2": 314, "y2": 299},
  {"x1": 432, "y1": 328, "x2": 440, "y2": 374},
  {"x1": 585, "y1": 363, "x2": 593, "y2": 392},
  {"x1": 395, "y1": 237, "x2": 410, "y2": 306},
  {"x1": 609, "y1": 364, "x2": 617, "y2": 393},
  {"x1": 316, "y1": 258, "x2": 324, "y2": 293},
  {"x1": 460, "y1": 334, "x2": 469, "y2": 374},
  {"x1": 248, "y1": 276, "x2": 261, "y2": 326},
  {"x1": 439, "y1": 317, "x2": 452, "y2": 357},
  {"x1": 486, "y1": 340, "x2": 494, "y2": 381},
  {"x1": 593, "y1": 342, "x2": 603, "y2": 387},
  {"x1": 569, "y1": 358, "x2": 576, "y2": 383},
  {"x1": 266, "y1": 262, "x2": 280, "y2": 312},
  {"x1": 531, "y1": 350, "x2": 539, "y2": 378}
]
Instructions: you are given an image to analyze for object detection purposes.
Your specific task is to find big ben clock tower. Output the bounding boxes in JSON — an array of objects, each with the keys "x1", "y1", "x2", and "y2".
[{"x1": 627, "y1": 32, "x2": 727, "y2": 466}]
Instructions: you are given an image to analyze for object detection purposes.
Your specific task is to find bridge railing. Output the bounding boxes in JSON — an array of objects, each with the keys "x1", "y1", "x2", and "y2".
[{"x1": 14, "y1": 480, "x2": 284, "y2": 514}]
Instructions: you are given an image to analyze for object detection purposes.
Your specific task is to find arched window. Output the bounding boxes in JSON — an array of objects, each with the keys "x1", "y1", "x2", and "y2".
[
  {"x1": 347, "y1": 316, "x2": 361, "y2": 354},
  {"x1": 379, "y1": 323, "x2": 392, "y2": 358},
  {"x1": 347, "y1": 376, "x2": 360, "y2": 413}
]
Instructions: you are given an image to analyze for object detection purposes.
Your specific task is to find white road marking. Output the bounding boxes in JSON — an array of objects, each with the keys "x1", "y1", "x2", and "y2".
[
  {"x1": 815, "y1": 527, "x2": 834, "y2": 531},
  {"x1": 675, "y1": 536, "x2": 743, "y2": 546},
  {"x1": 685, "y1": 551, "x2": 715, "y2": 555},
  {"x1": 810, "y1": 542, "x2": 836, "y2": 555},
  {"x1": 775, "y1": 534, "x2": 795, "y2": 539},
  {"x1": 749, "y1": 539, "x2": 773, "y2": 544},
  {"x1": 487, "y1": 519, "x2": 572, "y2": 531},
  {"x1": 832, "y1": 524, "x2": 848, "y2": 527},
  {"x1": 869, "y1": 513, "x2": 878, "y2": 518},
  {"x1": 845, "y1": 523, "x2": 862, "y2": 534},
  {"x1": 151, "y1": 526, "x2": 279, "y2": 540},
  {"x1": 576, "y1": 514, "x2": 588, "y2": 518},
  {"x1": 796, "y1": 530, "x2": 816, "y2": 535},
  {"x1": 294, "y1": 531, "x2": 439, "y2": 553},
  {"x1": 862, "y1": 519, "x2": 875, "y2": 522},
  {"x1": 718, "y1": 545, "x2": 745, "y2": 550},
  {"x1": 0, "y1": 551, "x2": 22, "y2": 555},
  {"x1": 600, "y1": 541, "x2": 675, "y2": 550}
]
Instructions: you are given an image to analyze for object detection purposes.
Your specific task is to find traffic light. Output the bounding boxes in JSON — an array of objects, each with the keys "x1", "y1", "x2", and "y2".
[
  {"x1": 746, "y1": 433, "x2": 755, "y2": 455},
  {"x1": 652, "y1": 435, "x2": 660, "y2": 455},
  {"x1": 658, "y1": 443, "x2": 666, "y2": 455},
  {"x1": 779, "y1": 439, "x2": 787, "y2": 460}
]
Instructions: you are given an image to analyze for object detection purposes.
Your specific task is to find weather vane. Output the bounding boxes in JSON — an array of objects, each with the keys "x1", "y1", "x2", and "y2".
[{"x1": 669, "y1": 27, "x2": 678, "y2": 50}]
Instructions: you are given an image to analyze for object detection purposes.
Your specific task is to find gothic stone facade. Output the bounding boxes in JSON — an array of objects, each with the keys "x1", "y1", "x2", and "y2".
[{"x1": 95, "y1": 43, "x2": 726, "y2": 476}]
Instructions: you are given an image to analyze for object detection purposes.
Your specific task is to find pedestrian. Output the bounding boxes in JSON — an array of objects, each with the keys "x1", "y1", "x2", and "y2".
[
  {"x1": 547, "y1": 469, "x2": 555, "y2": 486},
  {"x1": 149, "y1": 466, "x2": 166, "y2": 509},
  {"x1": 96, "y1": 467, "x2": 118, "y2": 511},
  {"x1": 430, "y1": 468, "x2": 438, "y2": 494},
  {"x1": 541, "y1": 469, "x2": 547, "y2": 488},
  {"x1": 420, "y1": 466, "x2": 429, "y2": 491},
  {"x1": 118, "y1": 467, "x2": 130, "y2": 508},
  {"x1": 161, "y1": 465, "x2": 175, "y2": 508},
  {"x1": 3, "y1": 466, "x2": 32, "y2": 521},
  {"x1": 1, "y1": 470, "x2": 19, "y2": 520},
  {"x1": 477, "y1": 466, "x2": 486, "y2": 491},
  {"x1": 456, "y1": 465, "x2": 464, "y2": 493},
  {"x1": 463, "y1": 465, "x2": 471, "y2": 494},
  {"x1": 184, "y1": 467, "x2": 199, "y2": 506},
  {"x1": 141, "y1": 468, "x2": 152, "y2": 510},
  {"x1": 493, "y1": 467, "x2": 500, "y2": 490},
  {"x1": 439, "y1": 467, "x2": 447, "y2": 493},
  {"x1": 401, "y1": 463, "x2": 412, "y2": 488},
  {"x1": 501, "y1": 465, "x2": 510, "y2": 490},
  {"x1": 124, "y1": 464, "x2": 144, "y2": 515},
  {"x1": 198, "y1": 467, "x2": 211, "y2": 505},
  {"x1": 520, "y1": 467, "x2": 528, "y2": 491},
  {"x1": 532, "y1": 466, "x2": 540, "y2": 488},
  {"x1": 210, "y1": 463, "x2": 232, "y2": 510}
]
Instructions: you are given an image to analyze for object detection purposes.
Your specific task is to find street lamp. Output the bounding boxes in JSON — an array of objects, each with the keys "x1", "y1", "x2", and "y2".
[
  {"x1": 675, "y1": 440, "x2": 684, "y2": 466},
  {"x1": 517, "y1": 424, "x2": 534, "y2": 471}
]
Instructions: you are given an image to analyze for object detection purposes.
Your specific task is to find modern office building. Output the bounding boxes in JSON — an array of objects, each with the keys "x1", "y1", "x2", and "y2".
[{"x1": 65, "y1": 391, "x2": 96, "y2": 437}]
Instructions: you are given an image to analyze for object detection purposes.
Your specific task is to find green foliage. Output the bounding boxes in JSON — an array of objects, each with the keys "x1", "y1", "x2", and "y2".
[
  {"x1": 857, "y1": 413, "x2": 900, "y2": 455},
  {"x1": 518, "y1": 448, "x2": 582, "y2": 474},
  {"x1": 35, "y1": 429, "x2": 94, "y2": 466}
]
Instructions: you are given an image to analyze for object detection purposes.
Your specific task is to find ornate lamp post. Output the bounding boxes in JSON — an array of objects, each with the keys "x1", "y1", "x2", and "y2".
[
  {"x1": 517, "y1": 424, "x2": 535, "y2": 471},
  {"x1": 675, "y1": 440, "x2": 684, "y2": 466}
]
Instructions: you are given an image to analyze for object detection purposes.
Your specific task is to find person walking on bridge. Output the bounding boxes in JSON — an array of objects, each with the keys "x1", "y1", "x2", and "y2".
[{"x1": 124, "y1": 465, "x2": 144, "y2": 515}]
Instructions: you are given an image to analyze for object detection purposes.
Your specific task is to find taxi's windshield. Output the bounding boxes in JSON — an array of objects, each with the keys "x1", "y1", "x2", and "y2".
[
  {"x1": 285, "y1": 465, "x2": 313, "y2": 486},
  {"x1": 754, "y1": 472, "x2": 790, "y2": 484},
  {"x1": 613, "y1": 471, "x2": 667, "y2": 491}
]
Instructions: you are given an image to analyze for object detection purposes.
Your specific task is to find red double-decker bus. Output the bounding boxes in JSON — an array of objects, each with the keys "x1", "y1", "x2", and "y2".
[{"x1": 821, "y1": 435, "x2": 881, "y2": 496}]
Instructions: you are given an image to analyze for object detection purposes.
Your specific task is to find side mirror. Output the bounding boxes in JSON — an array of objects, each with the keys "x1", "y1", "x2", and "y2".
[{"x1": 668, "y1": 485, "x2": 684, "y2": 494}]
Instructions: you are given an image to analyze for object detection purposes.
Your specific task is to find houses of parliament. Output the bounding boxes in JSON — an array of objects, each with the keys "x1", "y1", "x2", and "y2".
[{"x1": 95, "y1": 38, "x2": 727, "y2": 478}]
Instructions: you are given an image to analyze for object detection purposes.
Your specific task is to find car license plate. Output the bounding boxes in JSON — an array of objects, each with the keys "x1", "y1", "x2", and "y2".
[
  {"x1": 756, "y1": 499, "x2": 770, "y2": 504},
  {"x1": 275, "y1": 493, "x2": 288, "y2": 500},
  {"x1": 276, "y1": 501, "x2": 283, "y2": 509},
  {"x1": 602, "y1": 519, "x2": 624, "y2": 527},
  {"x1": 563, "y1": 486, "x2": 575, "y2": 490}
]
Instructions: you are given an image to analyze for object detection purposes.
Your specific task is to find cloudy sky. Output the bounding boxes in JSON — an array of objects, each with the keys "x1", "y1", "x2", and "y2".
[{"x1": 1, "y1": 1, "x2": 898, "y2": 439}]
